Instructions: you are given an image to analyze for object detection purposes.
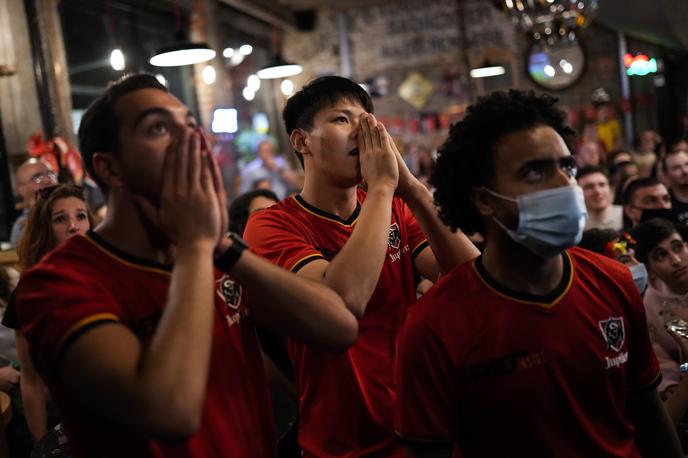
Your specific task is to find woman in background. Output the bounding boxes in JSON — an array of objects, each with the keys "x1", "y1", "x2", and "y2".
[{"x1": 4, "y1": 184, "x2": 92, "y2": 445}]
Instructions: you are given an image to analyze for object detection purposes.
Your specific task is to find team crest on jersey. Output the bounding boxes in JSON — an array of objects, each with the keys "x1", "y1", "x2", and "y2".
[
  {"x1": 599, "y1": 316, "x2": 625, "y2": 352},
  {"x1": 388, "y1": 223, "x2": 401, "y2": 250},
  {"x1": 216, "y1": 274, "x2": 242, "y2": 310}
]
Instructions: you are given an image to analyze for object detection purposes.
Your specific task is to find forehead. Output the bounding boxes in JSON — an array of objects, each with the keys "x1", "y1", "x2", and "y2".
[
  {"x1": 667, "y1": 152, "x2": 688, "y2": 165},
  {"x1": 655, "y1": 233, "x2": 683, "y2": 250},
  {"x1": 17, "y1": 162, "x2": 49, "y2": 183},
  {"x1": 636, "y1": 184, "x2": 668, "y2": 197},
  {"x1": 316, "y1": 98, "x2": 367, "y2": 117},
  {"x1": 51, "y1": 196, "x2": 86, "y2": 211},
  {"x1": 579, "y1": 172, "x2": 608, "y2": 185},
  {"x1": 113, "y1": 88, "x2": 188, "y2": 126},
  {"x1": 493, "y1": 125, "x2": 570, "y2": 172}
]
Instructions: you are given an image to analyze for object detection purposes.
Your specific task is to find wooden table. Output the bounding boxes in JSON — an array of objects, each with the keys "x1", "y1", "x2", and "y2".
[{"x1": 0, "y1": 251, "x2": 18, "y2": 269}]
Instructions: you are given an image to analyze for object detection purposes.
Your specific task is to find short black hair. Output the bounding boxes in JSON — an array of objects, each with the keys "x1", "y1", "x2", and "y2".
[
  {"x1": 229, "y1": 189, "x2": 279, "y2": 236},
  {"x1": 578, "y1": 228, "x2": 619, "y2": 255},
  {"x1": 431, "y1": 90, "x2": 575, "y2": 234},
  {"x1": 282, "y1": 76, "x2": 373, "y2": 168},
  {"x1": 630, "y1": 218, "x2": 681, "y2": 264},
  {"x1": 622, "y1": 176, "x2": 662, "y2": 206},
  {"x1": 78, "y1": 74, "x2": 168, "y2": 193},
  {"x1": 576, "y1": 165, "x2": 608, "y2": 181}
]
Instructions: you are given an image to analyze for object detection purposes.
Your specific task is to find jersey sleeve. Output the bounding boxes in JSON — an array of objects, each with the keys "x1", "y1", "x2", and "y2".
[
  {"x1": 618, "y1": 266, "x2": 661, "y2": 394},
  {"x1": 14, "y1": 264, "x2": 123, "y2": 372},
  {"x1": 398, "y1": 199, "x2": 428, "y2": 260},
  {"x1": 395, "y1": 300, "x2": 458, "y2": 444},
  {"x1": 244, "y1": 208, "x2": 325, "y2": 272}
]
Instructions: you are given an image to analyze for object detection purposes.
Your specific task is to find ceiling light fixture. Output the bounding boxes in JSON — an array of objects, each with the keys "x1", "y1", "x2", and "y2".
[
  {"x1": 257, "y1": 55, "x2": 302, "y2": 79},
  {"x1": 469, "y1": 63, "x2": 506, "y2": 78},
  {"x1": 149, "y1": 1, "x2": 215, "y2": 67}
]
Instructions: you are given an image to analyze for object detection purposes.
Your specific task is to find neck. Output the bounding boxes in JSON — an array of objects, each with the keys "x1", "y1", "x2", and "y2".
[
  {"x1": 482, "y1": 229, "x2": 564, "y2": 296},
  {"x1": 588, "y1": 205, "x2": 611, "y2": 222},
  {"x1": 672, "y1": 185, "x2": 688, "y2": 202},
  {"x1": 94, "y1": 191, "x2": 173, "y2": 264},
  {"x1": 300, "y1": 172, "x2": 359, "y2": 219}
]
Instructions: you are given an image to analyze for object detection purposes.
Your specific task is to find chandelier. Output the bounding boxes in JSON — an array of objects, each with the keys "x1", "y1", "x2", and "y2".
[{"x1": 495, "y1": 0, "x2": 598, "y2": 44}]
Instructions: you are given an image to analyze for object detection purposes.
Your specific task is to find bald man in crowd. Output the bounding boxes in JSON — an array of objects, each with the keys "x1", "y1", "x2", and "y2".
[{"x1": 10, "y1": 158, "x2": 57, "y2": 244}]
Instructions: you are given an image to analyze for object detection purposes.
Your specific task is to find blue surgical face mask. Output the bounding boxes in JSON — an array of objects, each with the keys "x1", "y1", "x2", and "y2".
[
  {"x1": 629, "y1": 263, "x2": 648, "y2": 294},
  {"x1": 484, "y1": 185, "x2": 588, "y2": 258}
]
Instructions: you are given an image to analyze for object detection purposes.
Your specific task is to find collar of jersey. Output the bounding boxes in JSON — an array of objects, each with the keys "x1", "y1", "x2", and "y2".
[
  {"x1": 472, "y1": 251, "x2": 573, "y2": 309},
  {"x1": 293, "y1": 194, "x2": 360, "y2": 227},
  {"x1": 85, "y1": 230, "x2": 173, "y2": 275}
]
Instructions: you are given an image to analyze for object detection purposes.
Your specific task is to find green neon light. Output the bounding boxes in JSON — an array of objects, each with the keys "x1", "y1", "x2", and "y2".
[{"x1": 627, "y1": 58, "x2": 658, "y2": 76}]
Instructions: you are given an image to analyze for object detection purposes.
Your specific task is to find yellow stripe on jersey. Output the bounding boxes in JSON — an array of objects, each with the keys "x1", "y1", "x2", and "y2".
[
  {"x1": 291, "y1": 196, "x2": 360, "y2": 227},
  {"x1": 84, "y1": 234, "x2": 171, "y2": 276},
  {"x1": 471, "y1": 251, "x2": 574, "y2": 309}
]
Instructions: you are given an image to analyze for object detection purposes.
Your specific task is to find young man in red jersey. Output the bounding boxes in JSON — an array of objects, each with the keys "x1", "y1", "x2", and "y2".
[
  {"x1": 395, "y1": 90, "x2": 681, "y2": 458},
  {"x1": 13, "y1": 74, "x2": 358, "y2": 458},
  {"x1": 243, "y1": 76, "x2": 479, "y2": 457}
]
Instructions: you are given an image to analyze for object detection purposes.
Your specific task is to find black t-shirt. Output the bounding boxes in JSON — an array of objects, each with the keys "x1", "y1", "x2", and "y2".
[
  {"x1": 671, "y1": 192, "x2": 688, "y2": 225},
  {"x1": 2, "y1": 291, "x2": 17, "y2": 330}
]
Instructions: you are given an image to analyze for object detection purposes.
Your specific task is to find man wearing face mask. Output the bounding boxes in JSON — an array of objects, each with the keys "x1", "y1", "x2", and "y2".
[
  {"x1": 622, "y1": 176, "x2": 673, "y2": 229},
  {"x1": 395, "y1": 90, "x2": 680, "y2": 458}
]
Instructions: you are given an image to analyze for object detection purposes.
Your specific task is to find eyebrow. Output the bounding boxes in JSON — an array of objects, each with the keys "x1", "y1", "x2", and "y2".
[
  {"x1": 516, "y1": 156, "x2": 575, "y2": 174},
  {"x1": 133, "y1": 108, "x2": 195, "y2": 129}
]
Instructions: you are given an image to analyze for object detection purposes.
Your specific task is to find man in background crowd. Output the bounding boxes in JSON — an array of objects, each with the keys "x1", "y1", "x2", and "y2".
[
  {"x1": 663, "y1": 149, "x2": 688, "y2": 224},
  {"x1": 577, "y1": 166, "x2": 623, "y2": 230},
  {"x1": 239, "y1": 140, "x2": 299, "y2": 199},
  {"x1": 623, "y1": 177, "x2": 672, "y2": 229},
  {"x1": 10, "y1": 158, "x2": 57, "y2": 245}
]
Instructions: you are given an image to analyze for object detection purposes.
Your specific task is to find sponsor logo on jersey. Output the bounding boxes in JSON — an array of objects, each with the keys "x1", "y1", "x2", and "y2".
[
  {"x1": 216, "y1": 274, "x2": 242, "y2": 310},
  {"x1": 599, "y1": 316, "x2": 625, "y2": 353},
  {"x1": 387, "y1": 223, "x2": 410, "y2": 262},
  {"x1": 388, "y1": 223, "x2": 401, "y2": 250}
]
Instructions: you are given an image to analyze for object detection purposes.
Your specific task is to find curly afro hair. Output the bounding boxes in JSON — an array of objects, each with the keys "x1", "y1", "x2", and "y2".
[{"x1": 431, "y1": 90, "x2": 575, "y2": 234}]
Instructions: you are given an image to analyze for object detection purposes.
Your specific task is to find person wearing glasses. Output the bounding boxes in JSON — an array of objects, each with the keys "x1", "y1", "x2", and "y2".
[
  {"x1": 12, "y1": 74, "x2": 356, "y2": 458},
  {"x1": 9, "y1": 158, "x2": 58, "y2": 245},
  {"x1": 2, "y1": 184, "x2": 93, "y2": 445}
]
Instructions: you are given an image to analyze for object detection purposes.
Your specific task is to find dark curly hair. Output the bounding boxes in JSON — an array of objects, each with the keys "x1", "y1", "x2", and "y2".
[
  {"x1": 431, "y1": 90, "x2": 575, "y2": 234},
  {"x1": 229, "y1": 189, "x2": 279, "y2": 236}
]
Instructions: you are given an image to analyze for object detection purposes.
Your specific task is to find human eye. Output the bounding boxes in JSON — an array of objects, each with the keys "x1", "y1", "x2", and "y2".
[
  {"x1": 332, "y1": 115, "x2": 348, "y2": 124},
  {"x1": 560, "y1": 157, "x2": 578, "y2": 178},
  {"x1": 147, "y1": 120, "x2": 169, "y2": 135},
  {"x1": 671, "y1": 241, "x2": 686, "y2": 253},
  {"x1": 77, "y1": 212, "x2": 88, "y2": 221},
  {"x1": 523, "y1": 165, "x2": 545, "y2": 182},
  {"x1": 652, "y1": 249, "x2": 667, "y2": 263},
  {"x1": 52, "y1": 215, "x2": 66, "y2": 224}
]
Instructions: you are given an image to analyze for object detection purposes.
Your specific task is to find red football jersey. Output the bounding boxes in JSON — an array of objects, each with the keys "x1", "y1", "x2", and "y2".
[
  {"x1": 15, "y1": 232, "x2": 276, "y2": 458},
  {"x1": 395, "y1": 248, "x2": 661, "y2": 458},
  {"x1": 244, "y1": 189, "x2": 428, "y2": 458}
]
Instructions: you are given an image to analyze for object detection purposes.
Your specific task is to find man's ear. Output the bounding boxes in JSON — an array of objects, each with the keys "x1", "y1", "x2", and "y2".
[
  {"x1": 290, "y1": 129, "x2": 311, "y2": 157},
  {"x1": 92, "y1": 152, "x2": 123, "y2": 188},
  {"x1": 471, "y1": 187, "x2": 494, "y2": 217},
  {"x1": 623, "y1": 205, "x2": 638, "y2": 223}
]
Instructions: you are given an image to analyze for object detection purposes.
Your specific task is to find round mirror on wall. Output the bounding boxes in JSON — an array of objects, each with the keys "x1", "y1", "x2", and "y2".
[{"x1": 527, "y1": 40, "x2": 586, "y2": 91}]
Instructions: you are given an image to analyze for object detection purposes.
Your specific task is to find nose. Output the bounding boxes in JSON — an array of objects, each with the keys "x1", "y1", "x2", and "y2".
[
  {"x1": 670, "y1": 251, "x2": 683, "y2": 266},
  {"x1": 67, "y1": 217, "x2": 79, "y2": 234}
]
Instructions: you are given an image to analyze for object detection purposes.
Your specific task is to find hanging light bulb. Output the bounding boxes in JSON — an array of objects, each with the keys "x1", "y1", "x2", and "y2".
[
  {"x1": 110, "y1": 49, "x2": 125, "y2": 70},
  {"x1": 242, "y1": 87, "x2": 255, "y2": 101},
  {"x1": 247, "y1": 74, "x2": 261, "y2": 91},
  {"x1": 202, "y1": 65, "x2": 216, "y2": 84},
  {"x1": 155, "y1": 74, "x2": 167, "y2": 86},
  {"x1": 239, "y1": 44, "x2": 253, "y2": 56},
  {"x1": 222, "y1": 48, "x2": 235, "y2": 58},
  {"x1": 280, "y1": 79, "x2": 295, "y2": 96}
]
